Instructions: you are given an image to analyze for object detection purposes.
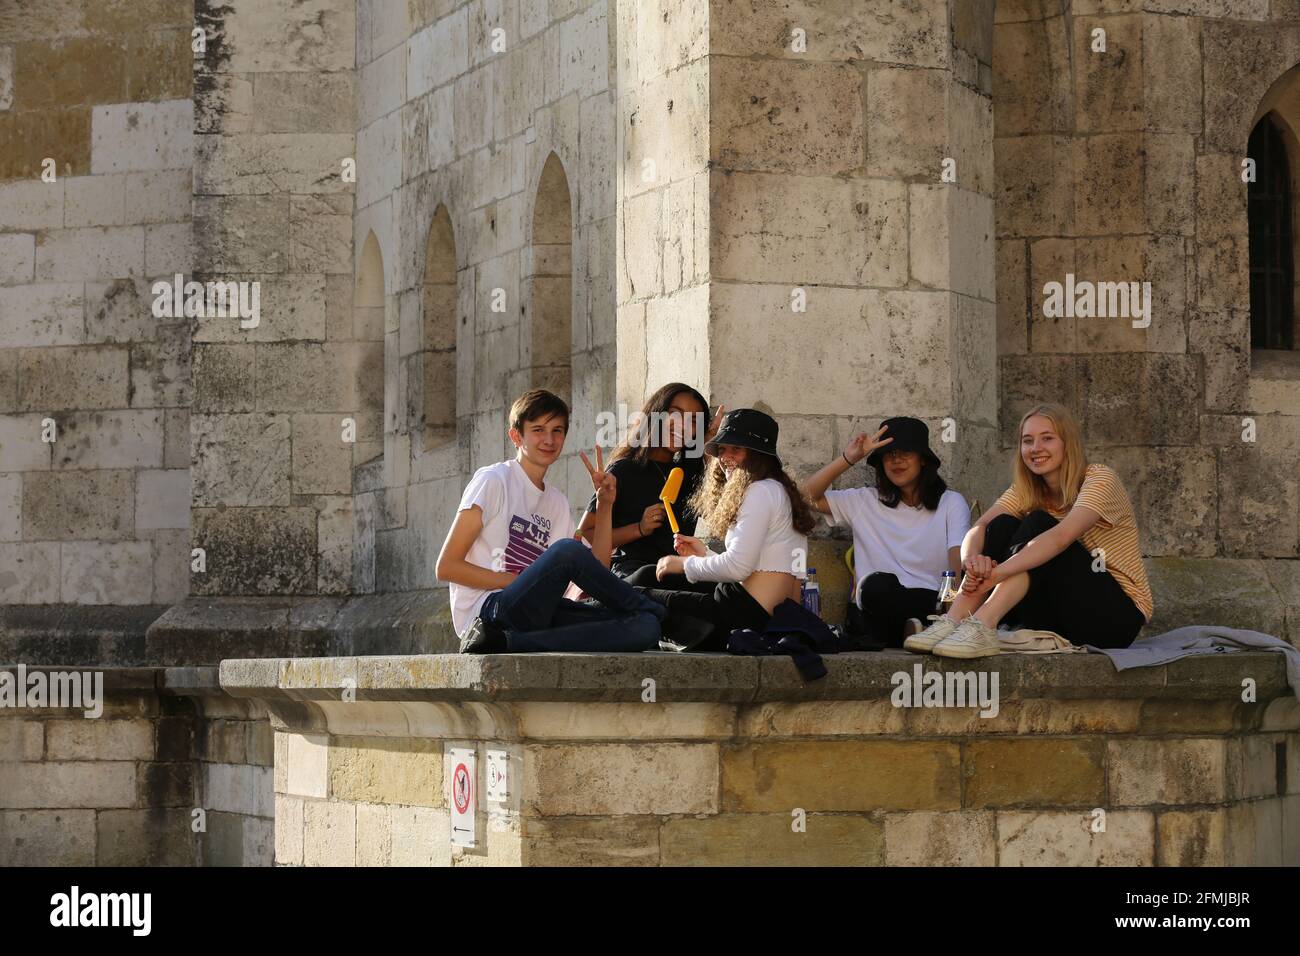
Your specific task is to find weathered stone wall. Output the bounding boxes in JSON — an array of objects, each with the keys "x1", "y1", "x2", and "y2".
[
  {"x1": 0, "y1": 667, "x2": 273, "y2": 866},
  {"x1": 189, "y1": 0, "x2": 361, "y2": 598},
  {"x1": 994, "y1": 2, "x2": 1300, "y2": 593},
  {"x1": 349, "y1": 0, "x2": 619, "y2": 595},
  {"x1": 226, "y1": 652, "x2": 1300, "y2": 867},
  {"x1": 704, "y1": 0, "x2": 1000, "y2": 508},
  {"x1": 0, "y1": 0, "x2": 194, "y2": 606},
  {"x1": 606, "y1": 0, "x2": 1003, "y2": 624}
]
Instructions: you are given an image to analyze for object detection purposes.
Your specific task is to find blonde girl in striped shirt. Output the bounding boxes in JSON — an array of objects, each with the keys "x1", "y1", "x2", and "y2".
[{"x1": 905, "y1": 403, "x2": 1152, "y2": 658}]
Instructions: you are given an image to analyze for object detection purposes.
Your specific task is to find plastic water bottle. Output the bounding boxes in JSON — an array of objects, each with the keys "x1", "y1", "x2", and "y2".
[{"x1": 801, "y1": 568, "x2": 821, "y2": 617}]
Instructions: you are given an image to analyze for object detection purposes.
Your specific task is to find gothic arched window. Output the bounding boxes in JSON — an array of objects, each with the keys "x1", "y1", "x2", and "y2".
[{"x1": 1248, "y1": 114, "x2": 1295, "y2": 350}]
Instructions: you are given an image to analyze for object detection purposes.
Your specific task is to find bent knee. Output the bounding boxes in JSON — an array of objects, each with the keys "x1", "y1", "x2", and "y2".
[
  {"x1": 859, "y1": 572, "x2": 901, "y2": 600},
  {"x1": 987, "y1": 513, "x2": 1022, "y2": 535},
  {"x1": 548, "y1": 536, "x2": 588, "y2": 559},
  {"x1": 1021, "y1": 509, "x2": 1058, "y2": 534}
]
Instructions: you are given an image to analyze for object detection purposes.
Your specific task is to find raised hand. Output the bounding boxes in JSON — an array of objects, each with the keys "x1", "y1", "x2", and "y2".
[
  {"x1": 579, "y1": 446, "x2": 616, "y2": 507},
  {"x1": 844, "y1": 425, "x2": 893, "y2": 466}
]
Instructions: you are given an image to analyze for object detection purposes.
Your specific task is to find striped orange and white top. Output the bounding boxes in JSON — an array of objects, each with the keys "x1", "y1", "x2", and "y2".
[{"x1": 994, "y1": 463, "x2": 1153, "y2": 622}]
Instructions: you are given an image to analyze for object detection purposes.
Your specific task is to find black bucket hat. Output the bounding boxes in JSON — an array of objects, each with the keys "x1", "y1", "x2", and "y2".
[
  {"x1": 704, "y1": 408, "x2": 781, "y2": 464},
  {"x1": 865, "y1": 417, "x2": 941, "y2": 469}
]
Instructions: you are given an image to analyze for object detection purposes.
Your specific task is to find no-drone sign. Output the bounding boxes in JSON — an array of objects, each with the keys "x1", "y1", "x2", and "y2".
[{"x1": 448, "y1": 747, "x2": 476, "y2": 848}]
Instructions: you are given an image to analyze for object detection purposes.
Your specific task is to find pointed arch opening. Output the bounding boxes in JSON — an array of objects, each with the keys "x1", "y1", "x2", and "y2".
[
  {"x1": 1248, "y1": 113, "x2": 1296, "y2": 351},
  {"x1": 421, "y1": 204, "x2": 459, "y2": 452},
  {"x1": 527, "y1": 152, "x2": 573, "y2": 405},
  {"x1": 355, "y1": 231, "x2": 386, "y2": 464},
  {"x1": 356, "y1": 230, "x2": 385, "y2": 312},
  {"x1": 1247, "y1": 62, "x2": 1300, "y2": 368}
]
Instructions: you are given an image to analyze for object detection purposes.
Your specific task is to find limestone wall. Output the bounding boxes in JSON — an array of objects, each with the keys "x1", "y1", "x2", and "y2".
[
  {"x1": 0, "y1": 0, "x2": 194, "y2": 606},
  {"x1": 224, "y1": 652, "x2": 1300, "y2": 867},
  {"x1": 994, "y1": 1, "x2": 1300, "y2": 577},
  {"x1": 700, "y1": 0, "x2": 1001, "y2": 509},
  {"x1": 189, "y1": 0, "x2": 361, "y2": 599},
  {"x1": 349, "y1": 0, "x2": 619, "y2": 595},
  {"x1": 0, "y1": 666, "x2": 273, "y2": 866}
]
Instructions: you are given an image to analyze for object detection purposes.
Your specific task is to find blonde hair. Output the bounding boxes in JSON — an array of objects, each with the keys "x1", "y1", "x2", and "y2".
[
  {"x1": 1010, "y1": 403, "x2": 1089, "y2": 512},
  {"x1": 689, "y1": 452, "x2": 817, "y2": 539}
]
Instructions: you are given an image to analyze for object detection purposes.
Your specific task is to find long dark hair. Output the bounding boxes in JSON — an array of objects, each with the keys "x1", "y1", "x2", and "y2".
[
  {"x1": 610, "y1": 383, "x2": 710, "y2": 466},
  {"x1": 874, "y1": 457, "x2": 948, "y2": 511}
]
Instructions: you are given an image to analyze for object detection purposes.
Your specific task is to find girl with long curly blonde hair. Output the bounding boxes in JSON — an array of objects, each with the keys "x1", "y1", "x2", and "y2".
[{"x1": 645, "y1": 409, "x2": 815, "y2": 651}]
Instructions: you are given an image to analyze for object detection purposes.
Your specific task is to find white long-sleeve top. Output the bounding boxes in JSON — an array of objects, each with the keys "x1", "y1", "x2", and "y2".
[{"x1": 682, "y1": 479, "x2": 808, "y2": 583}]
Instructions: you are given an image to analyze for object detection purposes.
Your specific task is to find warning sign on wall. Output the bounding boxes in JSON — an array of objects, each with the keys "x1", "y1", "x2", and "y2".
[
  {"x1": 449, "y1": 747, "x2": 476, "y2": 848},
  {"x1": 486, "y1": 749, "x2": 508, "y2": 802}
]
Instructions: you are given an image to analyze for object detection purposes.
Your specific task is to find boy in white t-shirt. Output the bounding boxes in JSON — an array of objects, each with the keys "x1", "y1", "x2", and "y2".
[
  {"x1": 435, "y1": 389, "x2": 666, "y2": 653},
  {"x1": 801, "y1": 417, "x2": 969, "y2": 648}
]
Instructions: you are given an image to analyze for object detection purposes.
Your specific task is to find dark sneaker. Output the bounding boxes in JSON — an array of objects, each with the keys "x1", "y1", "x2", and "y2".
[
  {"x1": 459, "y1": 616, "x2": 507, "y2": 654},
  {"x1": 657, "y1": 612, "x2": 718, "y2": 652}
]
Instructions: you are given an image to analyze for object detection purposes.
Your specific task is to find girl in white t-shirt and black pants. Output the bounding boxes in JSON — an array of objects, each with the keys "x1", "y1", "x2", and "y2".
[{"x1": 802, "y1": 417, "x2": 969, "y2": 648}]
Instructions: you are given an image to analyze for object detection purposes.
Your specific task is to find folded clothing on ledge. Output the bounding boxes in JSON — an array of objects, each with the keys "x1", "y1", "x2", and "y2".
[
  {"x1": 1086, "y1": 624, "x2": 1300, "y2": 700},
  {"x1": 997, "y1": 627, "x2": 1086, "y2": 654},
  {"x1": 727, "y1": 598, "x2": 856, "y2": 682}
]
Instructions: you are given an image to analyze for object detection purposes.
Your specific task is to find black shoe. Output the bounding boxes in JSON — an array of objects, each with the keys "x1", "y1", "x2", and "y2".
[
  {"x1": 657, "y1": 611, "x2": 719, "y2": 652},
  {"x1": 459, "y1": 616, "x2": 507, "y2": 654}
]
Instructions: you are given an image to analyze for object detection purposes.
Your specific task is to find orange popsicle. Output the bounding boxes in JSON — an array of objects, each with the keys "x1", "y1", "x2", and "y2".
[{"x1": 659, "y1": 466, "x2": 684, "y2": 533}]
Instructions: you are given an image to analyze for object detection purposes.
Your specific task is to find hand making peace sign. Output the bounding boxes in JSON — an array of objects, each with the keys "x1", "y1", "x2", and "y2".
[
  {"x1": 842, "y1": 425, "x2": 894, "y2": 466},
  {"x1": 579, "y1": 446, "x2": 616, "y2": 507}
]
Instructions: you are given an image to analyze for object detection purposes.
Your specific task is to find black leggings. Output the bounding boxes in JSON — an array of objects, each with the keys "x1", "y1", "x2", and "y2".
[
  {"x1": 635, "y1": 574, "x2": 771, "y2": 650},
  {"x1": 622, "y1": 564, "x2": 679, "y2": 589},
  {"x1": 854, "y1": 572, "x2": 940, "y2": 648},
  {"x1": 984, "y1": 511, "x2": 1143, "y2": 648}
]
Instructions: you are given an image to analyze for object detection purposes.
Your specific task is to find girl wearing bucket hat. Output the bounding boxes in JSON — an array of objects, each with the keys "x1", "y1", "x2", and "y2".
[
  {"x1": 644, "y1": 408, "x2": 818, "y2": 650},
  {"x1": 801, "y1": 417, "x2": 970, "y2": 648}
]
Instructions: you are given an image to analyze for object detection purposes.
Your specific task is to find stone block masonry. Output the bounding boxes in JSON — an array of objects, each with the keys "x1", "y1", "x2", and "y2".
[
  {"x1": 0, "y1": 666, "x2": 272, "y2": 866},
  {"x1": 223, "y1": 651, "x2": 1300, "y2": 867},
  {"x1": 192, "y1": 0, "x2": 366, "y2": 598},
  {"x1": 0, "y1": 0, "x2": 195, "y2": 608},
  {"x1": 4, "y1": 0, "x2": 1300, "y2": 872}
]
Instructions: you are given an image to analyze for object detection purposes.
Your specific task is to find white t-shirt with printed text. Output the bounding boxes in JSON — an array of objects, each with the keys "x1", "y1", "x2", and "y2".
[
  {"x1": 824, "y1": 486, "x2": 970, "y2": 598},
  {"x1": 449, "y1": 459, "x2": 576, "y2": 637}
]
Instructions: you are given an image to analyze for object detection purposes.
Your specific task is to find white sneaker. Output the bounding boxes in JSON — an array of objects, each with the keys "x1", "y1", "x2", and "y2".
[
  {"x1": 932, "y1": 617, "x2": 1001, "y2": 659},
  {"x1": 903, "y1": 615, "x2": 959, "y2": 654}
]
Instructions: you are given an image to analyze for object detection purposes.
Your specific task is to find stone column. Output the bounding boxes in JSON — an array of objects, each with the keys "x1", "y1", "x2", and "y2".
[
  {"x1": 614, "y1": 0, "x2": 712, "y2": 410},
  {"x1": 190, "y1": 0, "x2": 360, "y2": 597},
  {"x1": 616, "y1": 0, "x2": 1001, "y2": 544}
]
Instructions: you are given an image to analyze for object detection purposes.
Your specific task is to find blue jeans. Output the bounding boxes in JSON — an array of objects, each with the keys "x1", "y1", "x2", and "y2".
[{"x1": 481, "y1": 538, "x2": 666, "y2": 652}]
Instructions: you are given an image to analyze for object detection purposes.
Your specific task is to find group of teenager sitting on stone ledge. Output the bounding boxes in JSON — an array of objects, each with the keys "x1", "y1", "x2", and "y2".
[{"x1": 435, "y1": 384, "x2": 1152, "y2": 660}]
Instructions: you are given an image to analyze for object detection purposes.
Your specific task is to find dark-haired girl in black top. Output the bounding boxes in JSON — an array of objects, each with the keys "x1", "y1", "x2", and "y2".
[{"x1": 578, "y1": 383, "x2": 721, "y2": 582}]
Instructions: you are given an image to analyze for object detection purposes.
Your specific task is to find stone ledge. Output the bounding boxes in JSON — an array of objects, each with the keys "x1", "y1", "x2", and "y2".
[
  {"x1": 144, "y1": 591, "x2": 455, "y2": 666},
  {"x1": 0, "y1": 665, "x2": 223, "y2": 699},
  {"x1": 218, "y1": 650, "x2": 1293, "y2": 704},
  {"x1": 0, "y1": 664, "x2": 166, "y2": 693},
  {"x1": 0, "y1": 605, "x2": 171, "y2": 666}
]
